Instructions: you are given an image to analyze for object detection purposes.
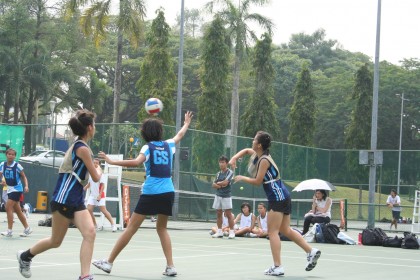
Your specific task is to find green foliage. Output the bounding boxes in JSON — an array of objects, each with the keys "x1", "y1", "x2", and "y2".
[
  {"x1": 344, "y1": 64, "x2": 373, "y2": 183},
  {"x1": 241, "y1": 33, "x2": 279, "y2": 138},
  {"x1": 194, "y1": 16, "x2": 230, "y2": 174},
  {"x1": 205, "y1": 0, "x2": 274, "y2": 157},
  {"x1": 136, "y1": 9, "x2": 175, "y2": 124},
  {"x1": 196, "y1": 16, "x2": 230, "y2": 133},
  {"x1": 288, "y1": 65, "x2": 316, "y2": 146},
  {"x1": 73, "y1": 71, "x2": 111, "y2": 114},
  {"x1": 345, "y1": 64, "x2": 372, "y2": 149}
]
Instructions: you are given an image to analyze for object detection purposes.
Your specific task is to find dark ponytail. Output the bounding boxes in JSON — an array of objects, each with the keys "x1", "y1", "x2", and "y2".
[
  {"x1": 256, "y1": 131, "x2": 272, "y2": 155},
  {"x1": 68, "y1": 109, "x2": 96, "y2": 137}
]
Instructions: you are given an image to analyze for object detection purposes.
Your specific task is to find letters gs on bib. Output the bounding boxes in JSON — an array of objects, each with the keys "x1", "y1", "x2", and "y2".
[{"x1": 153, "y1": 149, "x2": 169, "y2": 164}]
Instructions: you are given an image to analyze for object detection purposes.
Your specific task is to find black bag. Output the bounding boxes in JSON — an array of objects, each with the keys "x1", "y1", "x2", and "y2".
[
  {"x1": 321, "y1": 223, "x2": 345, "y2": 244},
  {"x1": 401, "y1": 232, "x2": 419, "y2": 249},
  {"x1": 382, "y1": 236, "x2": 403, "y2": 248},
  {"x1": 362, "y1": 228, "x2": 388, "y2": 246}
]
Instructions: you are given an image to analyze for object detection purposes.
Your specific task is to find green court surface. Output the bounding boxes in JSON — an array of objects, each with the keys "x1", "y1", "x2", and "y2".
[{"x1": 1, "y1": 213, "x2": 419, "y2": 280}]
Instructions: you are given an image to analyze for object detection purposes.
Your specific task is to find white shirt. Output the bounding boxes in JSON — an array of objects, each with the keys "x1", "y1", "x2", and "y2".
[
  {"x1": 386, "y1": 195, "x2": 401, "y2": 211},
  {"x1": 88, "y1": 174, "x2": 107, "y2": 198},
  {"x1": 239, "y1": 213, "x2": 254, "y2": 228},
  {"x1": 259, "y1": 213, "x2": 268, "y2": 232},
  {"x1": 315, "y1": 197, "x2": 332, "y2": 218}
]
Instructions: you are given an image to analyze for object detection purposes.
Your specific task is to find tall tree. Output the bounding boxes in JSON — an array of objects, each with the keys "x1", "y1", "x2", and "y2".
[
  {"x1": 205, "y1": 0, "x2": 273, "y2": 156},
  {"x1": 194, "y1": 16, "x2": 230, "y2": 174},
  {"x1": 176, "y1": 8, "x2": 203, "y2": 38},
  {"x1": 241, "y1": 33, "x2": 279, "y2": 138},
  {"x1": 345, "y1": 63, "x2": 372, "y2": 149},
  {"x1": 286, "y1": 64, "x2": 316, "y2": 180},
  {"x1": 67, "y1": 0, "x2": 146, "y2": 153},
  {"x1": 288, "y1": 64, "x2": 316, "y2": 146},
  {"x1": 136, "y1": 9, "x2": 175, "y2": 124},
  {"x1": 344, "y1": 63, "x2": 373, "y2": 185}
]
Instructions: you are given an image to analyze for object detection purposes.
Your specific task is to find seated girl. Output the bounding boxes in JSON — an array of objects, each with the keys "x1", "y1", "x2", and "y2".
[
  {"x1": 234, "y1": 202, "x2": 256, "y2": 237},
  {"x1": 302, "y1": 189, "x2": 332, "y2": 235}
]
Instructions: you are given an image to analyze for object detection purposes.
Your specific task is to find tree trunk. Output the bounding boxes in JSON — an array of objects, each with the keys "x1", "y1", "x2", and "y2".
[
  {"x1": 230, "y1": 52, "x2": 241, "y2": 157},
  {"x1": 111, "y1": 26, "x2": 123, "y2": 154}
]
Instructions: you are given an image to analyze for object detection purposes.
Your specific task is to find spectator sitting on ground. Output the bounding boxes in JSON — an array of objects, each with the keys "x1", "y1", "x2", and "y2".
[
  {"x1": 252, "y1": 202, "x2": 268, "y2": 238},
  {"x1": 234, "y1": 202, "x2": 257, "y2": 237},
  {"x1": 302, "y1": 189, "x2": 332, "y2": 235}
]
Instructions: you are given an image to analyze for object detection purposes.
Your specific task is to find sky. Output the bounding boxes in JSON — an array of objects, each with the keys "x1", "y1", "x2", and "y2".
[{"x1": 142, "y1": 0, "x2": 420, "y2": 65}]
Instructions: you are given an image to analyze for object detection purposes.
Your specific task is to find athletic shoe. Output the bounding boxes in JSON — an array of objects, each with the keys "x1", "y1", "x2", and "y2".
[
  {"x1": 1, "y1": 230, "x2": 12, "y2": 237},
  {"x1": 264, "y1": 265, "x2": 285, "y2": 276},
  {"x1": 96, "y1": 226, "x2": 103, "y2": 231},
  {"x1": 151, "y1": 216, "x2": 157, "y2": 222},
  {"x1": 17, "y1": 250, "x2": 32, "y2": 278},
  {"x1": 20, "y1": 227, "x2": 33, "y2": 237},
  {"x1": 112, "y1": 224, "x2": 117, "y2": 232},
  {"x1": 78, "y1": 275, "x2": 94, "y2": 280},
  {"x1": 162, "y1": 266, "x2": 177, "y2": 276},
  {"x1": 92, "y1": 259, "x2": 112, "y2": 273},
  {"x1": 249, "y1": 233, "x2": 258, "y2": 238},
  {"x1": 228, "y1": 230, "x2": 235, "y2": 239},
  {"x1": 305, "y1": 248, "x2": 321, "y2": 271},
  {"x1": 212, "y1": 231, "x2": 223, "y2": 238}
]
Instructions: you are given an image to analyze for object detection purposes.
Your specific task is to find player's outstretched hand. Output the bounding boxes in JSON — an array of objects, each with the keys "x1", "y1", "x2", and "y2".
[
  {"x1": 98, "y1": 151, "x2": 110, "y2": 163},
  {"x1": 184, "y1": 111, "x2": 193, "y2": 126}
]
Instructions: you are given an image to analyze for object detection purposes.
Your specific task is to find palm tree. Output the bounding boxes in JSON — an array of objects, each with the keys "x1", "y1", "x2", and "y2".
[
  {"x1": 66, "y1": 0, "x2": 146, "y2": 153},
  {"x1": 204, "y1": 0, "x2": 273, "y2": 156}
]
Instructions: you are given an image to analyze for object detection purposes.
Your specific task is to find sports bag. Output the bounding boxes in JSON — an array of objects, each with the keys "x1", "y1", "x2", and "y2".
[
  {"x1": 401, "y1": 232, "x2": 419, "y2": 249},
  {"x1": 382, "y1": 236, "x2": 403, "y2": 248},
  {"x1": 320, "y1": 223, "x2": 345, "y2": 244},
  {"x1": 362, "y1": 228, "x2": 388, "y2": 246}
]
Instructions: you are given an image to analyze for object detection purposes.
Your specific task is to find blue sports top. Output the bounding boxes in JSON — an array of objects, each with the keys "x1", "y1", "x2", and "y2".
[
  {"x1": 52, "y1": 141, "x2": 89, "y2": 207},
  {"x1": 257, "y1": 156, "x2": 290, "y2": 202},
  {"x1": 0, "y1": 161, "x2": 24, "y2": 193},
  {"x1": 141, "y1": 139, "x2": 175, "y2": 195}
]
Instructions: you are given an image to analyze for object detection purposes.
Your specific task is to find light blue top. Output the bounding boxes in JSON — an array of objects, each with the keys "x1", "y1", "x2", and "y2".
[{"x1": 141, "y1": 139, "x2": 176, "y2": 195}]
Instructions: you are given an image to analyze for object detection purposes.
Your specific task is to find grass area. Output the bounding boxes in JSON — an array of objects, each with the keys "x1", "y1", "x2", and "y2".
[{"x1": 329, "y1": 185, "x2": 413, "y2": 221}]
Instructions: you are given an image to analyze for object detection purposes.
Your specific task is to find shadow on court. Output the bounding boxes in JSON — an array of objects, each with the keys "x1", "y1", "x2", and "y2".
[{"x1": 1, "y1": 213, "x2": 419, "y2": 279}]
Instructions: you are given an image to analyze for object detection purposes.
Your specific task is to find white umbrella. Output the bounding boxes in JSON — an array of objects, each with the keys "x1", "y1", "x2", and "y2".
[{"x1": 293, "y1": 179, "x2": 337, "y2": 192}]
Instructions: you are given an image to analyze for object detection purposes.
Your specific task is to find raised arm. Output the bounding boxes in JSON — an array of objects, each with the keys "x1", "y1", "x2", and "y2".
[
  {"x1": 228, "y1": 148, "x2": 254, "y2": 169},
  {"x1": 172, "y1": 111, "x2": 193, "y2": 144}
]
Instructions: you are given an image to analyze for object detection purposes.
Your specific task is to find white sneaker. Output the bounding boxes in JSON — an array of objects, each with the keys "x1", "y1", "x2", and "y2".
[
  {"x1": 112, "y1": 224, "x2": 117, "y2": 232},
  {"x1": 228, "y1": 230, "x2": 235, "y2": 239},
  {"x1": 212, "y1": 231, "x2": 223, "y2": 238},
  {"x1": 306, "y1": 248, "x2": 321, "y2": 271},
  {"x1": 249, "y1": 233, "x2": 258, "y2": 238},
  {"x1": 151, "y1": 216, "x2": 157, "y2": 222},
  {"x1": 264, "y1": 265, "x2": 285, "y2": 276},
  {"x1": 96, "y1": 226, "x2": 103, "y2": 231},
  {"x1": 20, "y1": 227, "x2": 32, "y2": 237},
  {"x1": 1, "y1": 230, "x2": 13, "y2": 237},
  {"x1": 92, "y1": 259, "x2": 113, "y2": 273},
  {"x1": 163, "y1": 266, "x2": 177, "y2": 276},
  {"x1": 17, "y1": 250, "x2": 32, "y2": 278}
]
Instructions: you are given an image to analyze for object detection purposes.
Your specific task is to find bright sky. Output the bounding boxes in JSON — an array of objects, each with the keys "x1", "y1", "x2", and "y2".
[{"x1": 144, "y1": 0, "x2": 420, "y2": 65}]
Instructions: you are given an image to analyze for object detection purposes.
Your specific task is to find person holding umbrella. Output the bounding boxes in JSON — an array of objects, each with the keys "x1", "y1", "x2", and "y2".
[{"x1": 302, "y1": 189, "x2": 332, "y2": 235}]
